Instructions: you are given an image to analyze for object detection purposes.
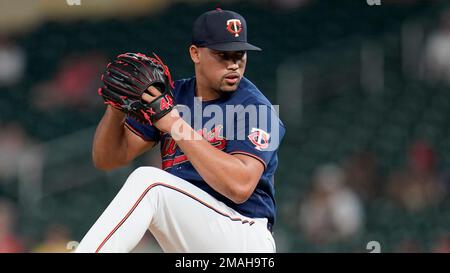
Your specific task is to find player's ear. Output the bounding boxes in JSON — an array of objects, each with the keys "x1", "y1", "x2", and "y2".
[{"x1": 189, "y1": 45, "x2": 200, "y2": 64}]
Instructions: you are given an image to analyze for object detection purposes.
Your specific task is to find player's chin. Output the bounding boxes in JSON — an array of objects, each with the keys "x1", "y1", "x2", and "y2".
[{"x1": 219, "y1": 79, "x2": 240, "y2": 92}]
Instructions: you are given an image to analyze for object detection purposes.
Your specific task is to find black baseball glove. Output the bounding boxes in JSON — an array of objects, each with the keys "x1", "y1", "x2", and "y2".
[{"x1": 98, "y1": 52, "x2": 176, "y2": 125}]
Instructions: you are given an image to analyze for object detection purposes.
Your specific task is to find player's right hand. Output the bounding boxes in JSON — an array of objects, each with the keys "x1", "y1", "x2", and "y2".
[{"x1": 98, "y1": 52, "x2": 176, "y2": 126}]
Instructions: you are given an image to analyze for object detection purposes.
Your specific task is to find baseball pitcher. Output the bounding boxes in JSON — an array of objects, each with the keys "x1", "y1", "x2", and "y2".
[{"x1": 75, "y1": 9, "x2": 285, "y2": 253}]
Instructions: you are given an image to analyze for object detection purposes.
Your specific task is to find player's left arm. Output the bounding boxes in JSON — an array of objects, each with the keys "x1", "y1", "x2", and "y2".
[{"x1": 143, "y1": 88, "x2": 263, "y2": 204}]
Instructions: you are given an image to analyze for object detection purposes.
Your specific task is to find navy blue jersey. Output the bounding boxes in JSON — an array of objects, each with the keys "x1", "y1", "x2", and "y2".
[{"x1": 125, "y1": 77, "x2": 285, "y2": 228}]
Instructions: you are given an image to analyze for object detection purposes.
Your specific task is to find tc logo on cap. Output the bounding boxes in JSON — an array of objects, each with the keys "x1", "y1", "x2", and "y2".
[{"x1": 226, "y1": 19, "x2": 242, "y2": 37}]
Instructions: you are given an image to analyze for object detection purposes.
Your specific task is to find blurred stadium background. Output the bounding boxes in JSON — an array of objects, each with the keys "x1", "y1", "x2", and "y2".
[{"x1": 0, "y1": 0, "x2": 449, "y2": 253}]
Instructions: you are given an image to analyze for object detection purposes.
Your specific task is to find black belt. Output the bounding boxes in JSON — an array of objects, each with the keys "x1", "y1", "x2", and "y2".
[{"x1": 267, "y1": 222, "x2": 273, "y2": 233}]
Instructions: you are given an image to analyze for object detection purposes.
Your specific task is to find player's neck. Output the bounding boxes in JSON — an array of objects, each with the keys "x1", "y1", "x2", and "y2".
[{"x1": 194, "y1": 78, "x2": 221, "y2": 101}]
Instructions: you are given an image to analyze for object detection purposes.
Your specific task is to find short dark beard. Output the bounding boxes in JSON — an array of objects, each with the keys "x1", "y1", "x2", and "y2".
[
  {"x1": 218, "y1": 78, "x2": 240, "y2": 93},
  {"x1": 217, "y1": 89, "x2": 234, "y2": 99}
]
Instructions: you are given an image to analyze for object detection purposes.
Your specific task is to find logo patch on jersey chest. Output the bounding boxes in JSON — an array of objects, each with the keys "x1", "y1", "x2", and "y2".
[{"x1": 248, "y1": 128, "x2": 270, "y2": 151}]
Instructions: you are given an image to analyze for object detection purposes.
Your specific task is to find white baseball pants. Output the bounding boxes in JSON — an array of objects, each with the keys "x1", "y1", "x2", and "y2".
[{"x1": 74, "y1": 167, "x2": 275, "y2": 253}]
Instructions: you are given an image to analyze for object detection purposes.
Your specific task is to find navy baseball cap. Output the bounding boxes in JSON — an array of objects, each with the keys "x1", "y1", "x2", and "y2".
[{"x1": 192, "y1": 9, "x2": 262, "y2": 52}]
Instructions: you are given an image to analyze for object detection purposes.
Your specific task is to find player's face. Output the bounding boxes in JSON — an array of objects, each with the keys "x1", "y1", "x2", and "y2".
[{"x1": 199, "y1": 48, "x2": 247, "y2": 92}]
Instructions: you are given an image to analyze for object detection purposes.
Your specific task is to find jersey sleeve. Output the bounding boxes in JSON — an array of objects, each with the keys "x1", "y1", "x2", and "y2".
[
  {"x1": 125, "y1": 117, "x2": 161, "y2": 142},
  {"x1": 225, "y1": 103, "x2": 286, "y2": 169}
]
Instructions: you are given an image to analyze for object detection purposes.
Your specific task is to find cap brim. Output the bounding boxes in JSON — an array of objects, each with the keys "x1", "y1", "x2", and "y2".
[{"x1": 206, "y1": 42, "x2": 262, "y2": 51}]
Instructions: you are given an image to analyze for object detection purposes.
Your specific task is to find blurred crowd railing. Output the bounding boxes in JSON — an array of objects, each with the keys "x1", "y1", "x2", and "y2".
[{"x1": 0, "y1": 0, "x2": 170, "y2": 34}]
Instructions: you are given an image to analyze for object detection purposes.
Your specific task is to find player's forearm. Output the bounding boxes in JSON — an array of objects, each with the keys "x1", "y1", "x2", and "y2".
[
  {"x1": 92, "y1": 106, "x2": 130, "y2": 170},
  {"x1": 170, "y1": 119, "x2": 255, "y2": 204}
]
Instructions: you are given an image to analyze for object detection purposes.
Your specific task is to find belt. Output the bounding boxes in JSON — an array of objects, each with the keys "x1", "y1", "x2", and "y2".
[{"x1": 267, "y1": 222, "x2": 273, "y2": 233}]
